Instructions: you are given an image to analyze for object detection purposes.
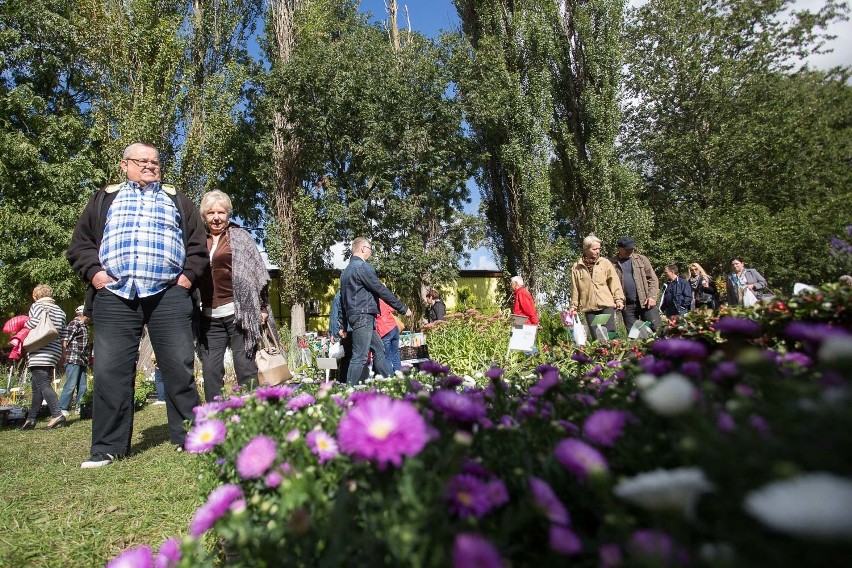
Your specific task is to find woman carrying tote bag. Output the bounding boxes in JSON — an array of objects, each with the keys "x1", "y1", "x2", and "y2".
[{"x1": 20, "y1": 284, "x2": 67, "y2": 430}]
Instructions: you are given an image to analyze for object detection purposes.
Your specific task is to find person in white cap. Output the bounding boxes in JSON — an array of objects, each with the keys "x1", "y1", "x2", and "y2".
[{"x1": 59, "y1": 305, "x2": 91, "y2": 417}]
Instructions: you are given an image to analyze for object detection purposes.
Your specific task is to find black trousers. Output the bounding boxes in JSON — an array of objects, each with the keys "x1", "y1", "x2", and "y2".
[
  {"x1": 620, "y1": 301, "x2": 662, "y2": 332},
  {"x1": 28, "y1": 366, "x2": 61, "y2": 421},
  {"x1": 198, "y1": 314, "x2": 258, "y2": 402},
  {"x1": 91, "y1": 286, "x2": 200, "y2": 455}
]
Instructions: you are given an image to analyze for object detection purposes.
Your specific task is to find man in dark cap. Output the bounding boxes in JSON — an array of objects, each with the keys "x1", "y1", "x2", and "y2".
[{"x1": 609, "y1": 236, "x2": 661, "y2": 332}]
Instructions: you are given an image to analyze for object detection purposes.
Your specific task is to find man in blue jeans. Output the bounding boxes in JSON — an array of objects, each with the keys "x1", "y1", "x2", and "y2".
[
  {"x1": 59, "y1": 305, "x2": 90, "y2": 417},
  {"x1": 67, "y1": 142, "x2": 206, "y2": 468},
  {"x1": 337, "y1": 237, "x2": 412, "y2": 385}
]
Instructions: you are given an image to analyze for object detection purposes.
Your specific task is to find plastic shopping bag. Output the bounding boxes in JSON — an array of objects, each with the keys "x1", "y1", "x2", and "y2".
[
  {"x1": 572, "y1": 314, "x2": 587, "y2": 346},
  {"x1": 743, "y1": 287, "x2": 758, "y2": 308}
]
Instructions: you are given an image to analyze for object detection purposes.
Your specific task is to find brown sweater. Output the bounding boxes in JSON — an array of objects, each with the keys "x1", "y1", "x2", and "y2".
[{"x1": 199, "y1": 232, "x2": 234, "y2": 309}]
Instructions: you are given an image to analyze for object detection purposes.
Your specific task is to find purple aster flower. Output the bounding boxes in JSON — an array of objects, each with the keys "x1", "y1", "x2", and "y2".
[
  {"x1": 446, "y1": 474, "x2": 495, "y2": 518},
  {"x1": 680, "y1": 361, "x2": 702, "y2": 378},
  {"x1": 599, "y1": 543, "x2": 623, "y2": 568},
  {"x1": 554, "y1": 438, "x2": 609, "y2": 481},
  {"x1": 717, "y1": 411, "x2": 736, "y2": 434},
  {"x1": 529, "y1": 476, "x2": 569, "y2": 525},
  {"x1": 236, "y1": 435, "x2": 278, "y2": 480},
  {"x1": 556, "y1": 419, "x2": 580, "y2": 435},
  {"x1": 265, "y1": 470, "x2": 283, "y2": 489},
  {"x1": 715, "y1": 316, "x2": 762, "y2": 337},
  {"x1": 571, "y1": 352, "x2": 593, "y2": 364},
  {"x1": 431, "y1": 389, "x2": 487, "y2": 422},
  {"x1": 452, "y1": 533, "x2": 503, "y2": 568},
  {"x1": 550, "y1": 525, "x2": 582, "y2": 555},
  {"x1": 485, "y1": 366, "x2": 504, "y2": 379},
  {"x1": 189, "y1": 484, "x2": 243, "y2": 537},
  {"x1": 734, "y1": 383, "x2": 754, "y2": 398},
  {"x1": 229, "y1": 499, "x2": 246, "y2": 514},
  {"x1": 530, "y1": 372, "x2": 560, "y2": 397},
  {"x1": 651, "y1": 338, "x2": 708, "y2": 359},
  {"x1": 419, "y1": 360, "x2": 451, "y2": 375},
  {"x1": 155, "y1": 538, "x2": 181, "y2": 568},
  {"x1": 332, "y1": 394, "x2": 347, "y2": 408},
  {"x1": 436, "y1": 375, "x2": 463, "y2": 389},
  {"x1": 306, "y1": 430, "x2": 339, "y2": 464},
  {"x1": 485, "y1": 478, "x2": 509, "y2": 508},
  {"x1": 571, "y1": 393, "x2": 597, "y2": 407},
  {"x1": 785, "y1": 322, "x2": 850, "y2": 345},
  {"x1": 499, "y1": 414, "x2": 519, "y2": 429},
  {"x1": 220, "y1": 397, "x2": 245, "y2": 409},
  {"x1": 286, "y1": 393, "x2": 316, "y2": 411},
  {"x1": 255, "y1": 385, "x2": 296, "y2": 401},
  {"x1": 606, "y1": 360, "x2": 622, "y2": 368},
  {"x1": 408, "y1": 379, "x2": 424, "y2": 392},
  {"x1": 781, "y1": 352, "x2": 812, "y2": 368},
  {"x1": 710, "y1": 361, "x2": 739, "y2": 382},
  {"x1": 337, "y1": 394, "x2": 428, "y2": 469},
  {"x1": 583, "y1": 409, "x2": 630, "y2": 447},
  {"x1": 585, "y1": 365, "x2": 603, "y2": 378},
  {"x1": 193, "y1": 402, "x2": 224, "y2": 423},
  {"x1": 749, "y1": 414, "x2": 772, "y2": 438},
  {"x1": 460, "y1": 459, "x2": 491, "y2": 478},
  {"x1": 628, "y1": 529, "x2": 688, "y2": 564},
  {"x1": 184, "y1": 419, "x2": 227, "y2": 453},
  {"x1": 107, "y1": 546, "x2": 153, "y2": 568}
]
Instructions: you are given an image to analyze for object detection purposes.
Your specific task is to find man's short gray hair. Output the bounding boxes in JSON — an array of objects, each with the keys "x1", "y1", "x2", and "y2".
[
  {"x1": 122, "y1": 142, "x2": 158, "y2": 159},
  {"x1": 510, "y1": 275, "x2": 524, "y2": 287},
  {"x1": 352, "y1": 237, "x2": 370, "y2": 253}
]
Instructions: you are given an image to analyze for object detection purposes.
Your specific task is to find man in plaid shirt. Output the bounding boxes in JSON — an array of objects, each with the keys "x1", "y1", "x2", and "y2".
[
  {"x1": 67, "y1": 142, "x2": 207, "y2": 469},
  {"x1": 59, "y1": 305, "x2": 90, "y2": 417}
]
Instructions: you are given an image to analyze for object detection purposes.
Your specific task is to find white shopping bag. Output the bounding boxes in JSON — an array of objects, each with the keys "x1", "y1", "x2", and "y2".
[
  {"x1": 743, "y1": 288, "x2": 758, "y2": 307},
  {"x1": 572, "y1": 314, "x2": 587, "y2": 346},
  {"x1": 329, "y1": 341, "x2": 344, "y2": 359}
]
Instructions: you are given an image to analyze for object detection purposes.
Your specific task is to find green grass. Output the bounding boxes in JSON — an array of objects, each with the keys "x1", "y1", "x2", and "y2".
[{"x1": 0, "y1": 405, "x2": 205, "y2": 566}]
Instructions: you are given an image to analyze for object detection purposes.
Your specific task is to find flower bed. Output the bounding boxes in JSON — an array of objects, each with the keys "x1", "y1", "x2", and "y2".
[{"x1": 109, "y1": 286, "x2": 852, "y2": 567}]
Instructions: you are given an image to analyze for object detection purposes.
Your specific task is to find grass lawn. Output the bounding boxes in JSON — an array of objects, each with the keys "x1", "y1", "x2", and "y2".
[{"x1": 0, "y1": 404, "x2": 205, "y2": 566}]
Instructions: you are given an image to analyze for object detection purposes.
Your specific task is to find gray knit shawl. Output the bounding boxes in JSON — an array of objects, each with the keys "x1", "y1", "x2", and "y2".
[{"x1": 229, "y1": 226, "x2": 272, "y2": 354}]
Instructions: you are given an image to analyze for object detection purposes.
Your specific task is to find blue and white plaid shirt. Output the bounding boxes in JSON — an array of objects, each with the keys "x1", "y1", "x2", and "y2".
[{"x1": 99, "y1": 181, "x2": 186, "y2": 299}]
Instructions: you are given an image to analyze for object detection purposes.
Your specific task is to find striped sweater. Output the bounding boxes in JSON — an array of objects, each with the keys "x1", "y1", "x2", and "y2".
[{"x1": 26, "y1": 298, "x2": 67, "y2": 368}]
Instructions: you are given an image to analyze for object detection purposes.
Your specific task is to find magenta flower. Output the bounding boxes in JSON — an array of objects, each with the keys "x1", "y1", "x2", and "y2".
[
  {"x1": 452, "y1": 533, "x2": 503, "y2": 568},
  {"x1": 184, "y1": 419, "x2": 227, "y2": 453},
  {"x1": 555, "y1": 419, "x2": 580, "y2": 435},
  {"x1": 485, "y1": 478, "x2": 509, "y2": 508},
  {"x1": 628, "y1": 529, "x2": 688, "y2": 564},
  {"x1": 554, "y1": 438, "x2": 609, "y2": 481},
  {"x1": 583, "y1": 410, "x2": 630, "y2": 447},
  {"x1": 446, "y1": 474, "x2": 497, "y2": 518},
  {"x1": 306, "y1": 430, "x2": 339, "y2": 464},
  {"x1": 236, "y1": 435, "x2": 278, "y2": 480},
  {"x1": 550, "y1": 525, "x2": 582, "y2": 555},
  {"x1": 715, "y1": 316, "x2": 761, "y2": 337},
  {"x1": 286, "y1": 393, "x2": 316, "y2": 411},
  {"x1": 651, "y1": 338, "x2": 708, "y2": 359},
  {"x1": 781, "y1": 352, "x2": 812, "y2": 368},
  {"x1": 255, "y1": 385, "x2": 296, "y2": 401},
  {"x1": 680, "y1": 361, "x2": 702, "y2": 378},
  {"x1": 431, "y1": 389, "x2": 487, "y2": 422},
  {"x1": 189, "y1": 484, "x2": 243, "y2": 537},
  {"x1": 484, "y1": 366, "x2": 504, "y2": 379},
  {"x1": 337, "y1": 394, "x2": 428, "y2": 468},
  {"x1": 155, "y1": 538, "x2": 181, "y2": 568},
  {"x1": 599, "y1": 543, "x2": 623, "y2": 568},
  {"x1": 285, "y1": 428, "x2": 300, "y2": 442},
  {"x1": 571, "y1": 352, "x2": 593, "y2": 364},
  {"x1": 265, "y1": 470, "x2": 283, "y2": 488},
  {"x1": 749, "y1": 414, "x2": 772, "y2": 438},
  {"x1": 193, "y1": 402, "x2": 224, "y2": 423},
  {"x1": 419, "y1": 360, "x2": 451, "y2": 375},
  {"x1": 107, "y1": 546, "x2": 153, "y2": 568},
  {"x1": 530, "y1": 366, "x2": 560, "y2": 396},
  {"x1": 785, "y1": 322, "x2": 849, "y2": 344},
  {"x1": 710, "y1": 361, "x2": 739, "y2": 382},
  {"x1": 529, "y1": 476, "x2": 569, "y2": 525}
]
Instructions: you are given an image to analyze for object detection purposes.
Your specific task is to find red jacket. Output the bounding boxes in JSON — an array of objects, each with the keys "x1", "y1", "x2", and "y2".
[
  {"x1": 375, "y1": 299, "x2": 398, "y2": 338},
  {"x1": 513, "y1": 286, "x2": 539, "y2": 325}
]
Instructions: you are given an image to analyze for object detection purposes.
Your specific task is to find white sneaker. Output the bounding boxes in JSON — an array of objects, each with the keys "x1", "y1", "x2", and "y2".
[
  {"x1": 61, "y1": 410, "x2": 70, "y2": 418},
  {"x1": 81, "y1": 453, "x2": 117, "y2": 469},
  {"x1": 152, "y1": 400, "x2": 166, "y2": 405}
]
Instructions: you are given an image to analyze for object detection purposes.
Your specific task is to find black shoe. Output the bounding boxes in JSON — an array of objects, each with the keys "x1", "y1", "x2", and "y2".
[
  {"x1": 81, "y1": 453, "x2": 118, "y2": 469},
  {"x1": 20, "y1": 419, "x2": 36, "y2": 431},
  {"x1": 46, "y1": 415, "x2": 67, "y2": 429}
]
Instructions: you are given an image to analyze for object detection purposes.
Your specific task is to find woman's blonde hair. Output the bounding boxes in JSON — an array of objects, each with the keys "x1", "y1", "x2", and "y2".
[
  {"x1": 582, "y1": 234, "x2": 602, "y2": 254},
  {"x1": 33, "y1": 284, "x2": 53, "y2": 299},
  {"x1": 200, "y1": 190, "x2": 233, "y2": 218},
  {"x1": 689, "y1": 263, "x2": 710, "y2": 280}
]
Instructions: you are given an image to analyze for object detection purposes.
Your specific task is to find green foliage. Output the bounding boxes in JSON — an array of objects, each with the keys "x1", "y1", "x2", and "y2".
[{"x1": 423, "y1": 311, "x2": 512, "y2": 376}]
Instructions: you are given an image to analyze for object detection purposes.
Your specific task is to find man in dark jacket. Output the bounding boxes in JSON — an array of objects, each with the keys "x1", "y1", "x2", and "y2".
[
  {"x1": 609, "y1": 236, "x2": 661, "y2": 332},
  {"x1": 337, "y1": 237, "x2": 412, "y2": 385},
  {"x1": 67, "y1": 142, "x2": 206, "y2": 468},
  {"x1": 660, "y1": 264, "x2": 693, "y2": 320},
  {"x1": 426, "y1": 289, "x2": 446, "y2": 322}
]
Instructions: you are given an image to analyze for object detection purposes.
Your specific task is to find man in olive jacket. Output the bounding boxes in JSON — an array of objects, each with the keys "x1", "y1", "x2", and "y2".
[{"x1": 609, "y1": 236, "x2": 661, "y2": 332}]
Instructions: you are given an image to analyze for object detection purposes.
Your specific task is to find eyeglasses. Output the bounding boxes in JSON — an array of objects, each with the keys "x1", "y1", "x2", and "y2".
[
  {"x1": 124, "y1": 157, "x2": 161, "y2": 168},
  {"x1": 362, "y1": 245, "x2": 372, "y2": 251}
]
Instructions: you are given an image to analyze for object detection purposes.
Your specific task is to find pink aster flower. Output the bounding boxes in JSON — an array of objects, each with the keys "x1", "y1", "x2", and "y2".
[
  {"x1": 189, "y1": 484, "x2": 243, "y2": 537},
  {"x1": 583, "y1": 410, "x2": 630, "y2": 447},
  {"x1": 554, "y1": 438, "x2": 609, "y2": 481},
  {"x1": 550, "y1": 525, "x2": 582, "y2": 555},
  {"x1": 285, "y1": 428, "x2": 300, "y2": 442},
  {"x1": 337, "y1": 394, "x2": 428, "y2": 468},
  {"x1": 529, "y1": 476, "x2": 569, "y2": 525},
  {"x1": 265, "y1": 470, "x2": 283, "y2": 488},
  {"x1": 306, "y1": 430, "x2": 339, "y2": 464},
  {"x1": 155, "y1": 538, "x2": 181, "y2": 568},
  {"x1": 107, "y1": 545, "x2": 153, "y2": 568},
  {"x1": 286, "y1": 393, "x2": 316, "y2": 411},
  {"x1": 184, "y1": 419, "x2": 227, "y2": 453},
  {"x1": 452, "y1": 533, "x2": 503, "y2": 568},
  {"x1": 236, "y1": 435, "x2": 278, "y2": 480},
  {"x1": 255, "y1": 384, "x2": 295, "y2": 401}
]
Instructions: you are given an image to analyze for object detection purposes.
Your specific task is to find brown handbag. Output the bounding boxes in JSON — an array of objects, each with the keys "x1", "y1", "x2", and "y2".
[{"x1": 255, "y1": 321, "x2": 293, "y2": 386}]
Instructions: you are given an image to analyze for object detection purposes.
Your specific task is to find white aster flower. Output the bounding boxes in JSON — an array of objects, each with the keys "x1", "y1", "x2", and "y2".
[
  {"x1": 462, "y1": 375, "x2": 476, "y2": 388},
  {"x1": 614, "y1": 467, "x2": 714, "y2": 519},
  {"x1": 301, "y1": 377, "x2": 314, "y2": 384},
  {"x1": 642, "y1": 373, "x2": 697, "y2": 416},
  {"x1": 634, "y1": 373, "x2": 657, "y2": 390},
  {"x1": 744, "y1": 473, "x2": 852, "y2": 539}
]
